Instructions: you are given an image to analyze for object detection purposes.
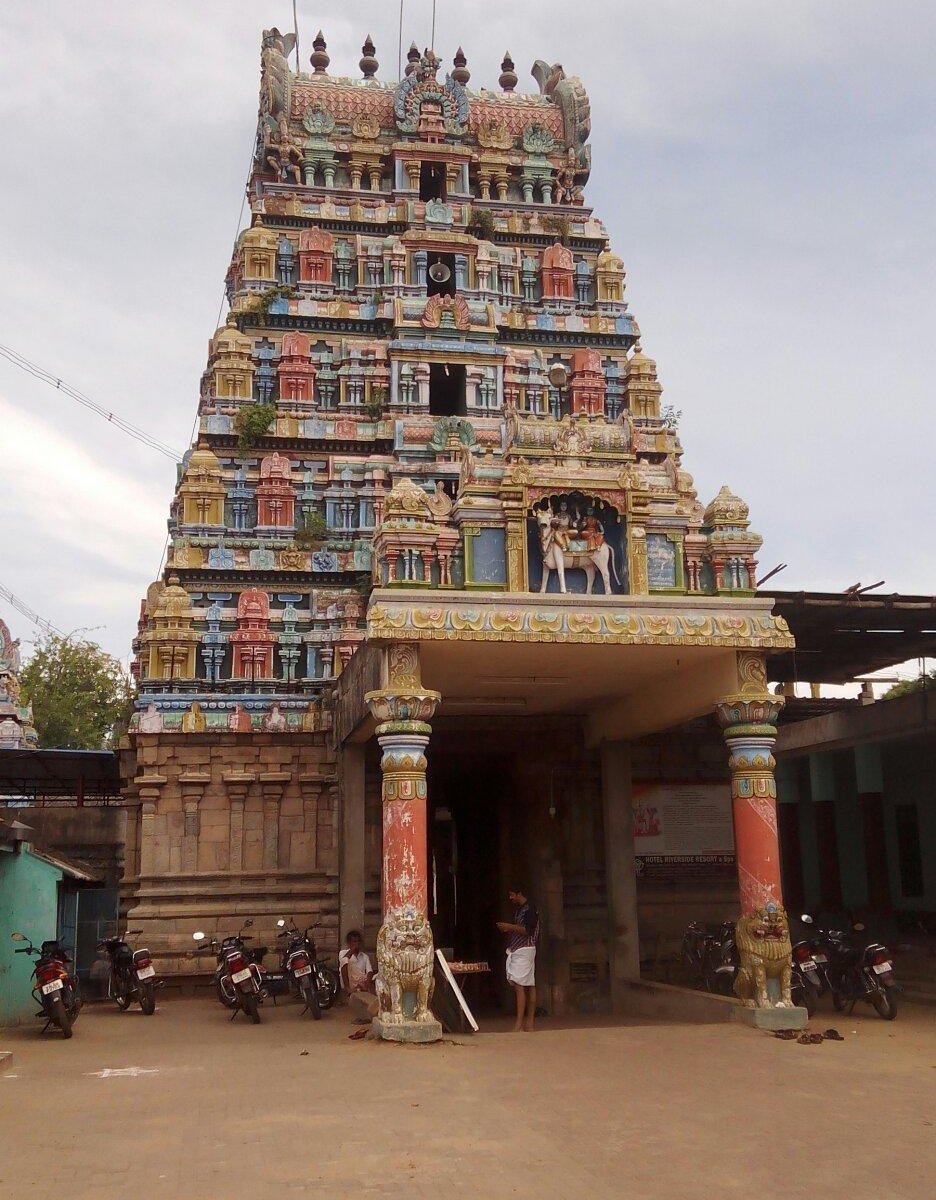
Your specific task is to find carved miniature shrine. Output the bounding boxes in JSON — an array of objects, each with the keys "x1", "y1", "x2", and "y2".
[
  {"x1": 123, "y1": 27, "x2": 799, "y2": 1037},
  {"x1": 0, "y1": 619, "x2": 38, "y2": 750}
]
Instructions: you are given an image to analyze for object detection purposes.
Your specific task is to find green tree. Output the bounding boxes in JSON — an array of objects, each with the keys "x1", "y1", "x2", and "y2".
[
  {"x1": 883, "y1": 670, "x2": 936, "y2": 700},
  {"x1": 20, "y1": 634, "x2": 135, "y2": 749}
]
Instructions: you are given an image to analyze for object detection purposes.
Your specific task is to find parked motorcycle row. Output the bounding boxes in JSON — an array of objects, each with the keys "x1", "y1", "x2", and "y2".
[
  {"x1": 682, "y1": 913, "x2": 899, "y2": 1019},
  {"x1": 191, "y1": 917, "x2": 339, "y2": 1025},
  {"x1": 10, "y1": 914, "x2": 341, "y2": 1037}
]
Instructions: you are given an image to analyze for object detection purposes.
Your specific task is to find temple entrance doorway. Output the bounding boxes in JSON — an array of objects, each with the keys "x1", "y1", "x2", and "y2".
[
  {"x1": 419, "y1": 716, "x2": 607, "y2": 1017},
  {"x1": 427, "y1": 743, "x2": 512, "y2": 1013}
]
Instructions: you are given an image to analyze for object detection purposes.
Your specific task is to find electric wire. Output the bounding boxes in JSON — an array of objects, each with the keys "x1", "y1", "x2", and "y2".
[
  {"x1": 0, "y1": 342, "x2": 183, "y2": 461},
  {"x1": 158, "y1": 133, "x2": 256, "y2": 583},
  {"x1": 0, "y1": 582, "x2": 62, "y2": 636}
]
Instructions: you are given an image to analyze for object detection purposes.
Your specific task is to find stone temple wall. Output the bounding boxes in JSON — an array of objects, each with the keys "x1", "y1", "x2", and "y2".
[{"x1": 119, "y1": 731, "x2": 339, "y2": 975}]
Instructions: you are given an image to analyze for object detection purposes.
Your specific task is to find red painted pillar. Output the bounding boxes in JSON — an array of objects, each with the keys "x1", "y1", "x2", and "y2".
[
  {"x1": 378, "y1": 730, "x2": 430, "y2": 915},
  {"x1": 717, "y1": 686, "x2": 786, "y2": 915},
  {"x1": 365, "y1": 644, "x2": 442, "y2": 1042}
]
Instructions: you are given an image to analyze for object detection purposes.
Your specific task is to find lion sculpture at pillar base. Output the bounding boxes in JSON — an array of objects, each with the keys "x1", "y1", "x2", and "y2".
[
  {"x1": 375, "y1": 905, "x2": 436, "y2": 1025},
  {"x1": 734, "y1": 904, "x2": 794, "y2": 1009}
]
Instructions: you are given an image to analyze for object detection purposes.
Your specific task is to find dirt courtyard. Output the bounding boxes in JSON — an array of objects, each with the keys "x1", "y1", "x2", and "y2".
[{"x1": 1, "y1": 995, "x2": 934, "y2": 1200}]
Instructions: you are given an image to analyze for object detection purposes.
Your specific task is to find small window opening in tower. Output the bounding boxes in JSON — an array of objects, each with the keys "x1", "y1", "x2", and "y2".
[
  {"x1": 429, "y1": 362, "x2": 466, "y2": 416},
  {"x1": 427, "y1": 253, "x2": 456, "y2": 298},
  {"x1": 420, "y1": 160, "x2": 447, "y2": 201}
]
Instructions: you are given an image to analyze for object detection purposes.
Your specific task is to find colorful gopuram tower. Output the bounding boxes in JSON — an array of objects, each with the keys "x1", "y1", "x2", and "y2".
[{"x1": 125, "y1": 28, "x2": 795, "y2": 1032}]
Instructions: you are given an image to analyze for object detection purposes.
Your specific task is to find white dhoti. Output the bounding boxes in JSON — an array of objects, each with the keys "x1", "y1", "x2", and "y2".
[{"x1": 506, "y1": 946, "x2": 536, "y2": 987}]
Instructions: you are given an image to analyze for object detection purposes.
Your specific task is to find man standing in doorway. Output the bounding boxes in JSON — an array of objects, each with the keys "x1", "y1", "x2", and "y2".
[{"x1": 497, "y1": 887, "x2": 539, "y2": 1032}]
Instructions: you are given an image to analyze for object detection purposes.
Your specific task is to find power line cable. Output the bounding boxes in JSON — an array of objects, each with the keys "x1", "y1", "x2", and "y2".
[
  {"x1": 0, "y1": 342, "x2": 183, "y2": 461},
  {"x1": 0, "y1": 582, "x2": 62, "y2": 637}
]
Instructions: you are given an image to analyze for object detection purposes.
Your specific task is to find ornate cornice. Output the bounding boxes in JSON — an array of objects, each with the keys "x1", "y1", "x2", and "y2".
[{"x1": 366, "y1": 591, "x2": 795, "y2": 648}]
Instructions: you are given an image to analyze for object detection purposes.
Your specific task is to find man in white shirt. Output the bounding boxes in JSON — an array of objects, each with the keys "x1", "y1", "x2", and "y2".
[{"x1": 338, "y1": 930, "x2": 376, "y2": 1019}]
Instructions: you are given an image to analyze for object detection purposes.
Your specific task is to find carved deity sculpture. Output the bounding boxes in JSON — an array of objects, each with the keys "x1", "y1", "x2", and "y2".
[
  {"x1": 263, "y1": 703, "x2": 287, "y2": 732},
  {"x1": 375, "y1": 905, "x2": 436, "y2": 1025},
  {"x1": 734, "y1": 904, "x2": 794, "y2": 1009},
  {"x1": 228, "y1": 704, "x2": 253, "y2": 733},
  {"x1": 264, "y1": 116, "x2": 302, "y2": 183},
  {"x1": 181, "y1": 702, "x2": 207, "y2": 733},
  {"x1": 554, "y1": 414, "x2": 590, "y2": 460},
  {"x1": 555, "y1": 147, "x2": 583, "y2": 205},
  {"x1": 138, "y1": 703, "x2": 164, "y2": 733}
]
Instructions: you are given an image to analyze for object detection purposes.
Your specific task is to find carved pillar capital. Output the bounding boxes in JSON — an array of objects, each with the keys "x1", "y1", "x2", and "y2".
[{"x1": 365, "y1": 643, "x2": 441, "y2": 733}]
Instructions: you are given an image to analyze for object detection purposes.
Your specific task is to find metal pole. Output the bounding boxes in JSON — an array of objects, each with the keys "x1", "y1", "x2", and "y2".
[
  {"x1": 398, "y1": 0, "x2": 404, "y2": 79},
  {"x1": 292, "y1": 0, "x2": 300, "y2": 70},
  {"x1": 431, "y1": 0, "x2": 437, "y2": 49}
]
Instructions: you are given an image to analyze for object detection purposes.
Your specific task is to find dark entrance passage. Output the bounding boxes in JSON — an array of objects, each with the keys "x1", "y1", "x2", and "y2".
[
  {"x1": 422, "y1": 716, "x2": 609, "y2": 1018},
  {"x1": 429, "y1": 362, "x2": 466, "y2": 416},
  {"x1": 428, "y1": 749, "x2": 511, "y2": 997}
]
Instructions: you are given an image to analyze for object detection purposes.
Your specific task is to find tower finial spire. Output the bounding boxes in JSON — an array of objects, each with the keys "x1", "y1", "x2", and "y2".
[{"x1": 499, "y1": 52, "x2": 518, "y2": 93}]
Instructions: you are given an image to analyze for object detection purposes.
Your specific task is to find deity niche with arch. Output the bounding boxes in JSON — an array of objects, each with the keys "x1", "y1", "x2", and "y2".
[{"x1": 527, "y1": 492, "x2": 628, "y2": 595}]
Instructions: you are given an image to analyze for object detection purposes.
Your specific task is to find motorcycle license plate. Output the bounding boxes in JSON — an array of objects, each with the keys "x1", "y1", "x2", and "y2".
[
  {"x1": 231, "y1": 967, "x2": 252, "y2": 984},
  {"x1": 872, "y1": 962, "x2": 892, "y2": 974},
  {"x1": 294, "y1": 965, "x2": 312, "y2": 977},
  {"x1": 41, "y1": 979, "x2": 63, "y2": 995},
  {"x1": 137, "y1": 965, "x2": 156, "y2": 980}
]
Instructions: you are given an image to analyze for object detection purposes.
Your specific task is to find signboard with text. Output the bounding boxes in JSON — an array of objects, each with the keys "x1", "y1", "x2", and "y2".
[{"x1": 633, "y1": 782, "x2": 735, "y2": 883}]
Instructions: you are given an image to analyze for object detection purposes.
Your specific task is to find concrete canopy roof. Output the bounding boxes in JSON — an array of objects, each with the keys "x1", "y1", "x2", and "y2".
[{"x1": 338, "y1": 589, "x2": 793, "y2": 743}]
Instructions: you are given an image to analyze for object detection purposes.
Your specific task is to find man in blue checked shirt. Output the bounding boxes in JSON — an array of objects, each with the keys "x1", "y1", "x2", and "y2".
[{"x1": 497, "y1": 886, "x2": 540, "y2": 1032}]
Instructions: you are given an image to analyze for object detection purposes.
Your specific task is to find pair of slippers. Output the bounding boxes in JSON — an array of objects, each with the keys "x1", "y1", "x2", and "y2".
[{"x1": 774, "y1": 1028, "x2": 844, "y2": 1042}]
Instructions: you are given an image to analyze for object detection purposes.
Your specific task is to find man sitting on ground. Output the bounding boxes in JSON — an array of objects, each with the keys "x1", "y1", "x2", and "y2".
[{"x1": 339, "y1": 929, "x2": 377, "y2": 1020}]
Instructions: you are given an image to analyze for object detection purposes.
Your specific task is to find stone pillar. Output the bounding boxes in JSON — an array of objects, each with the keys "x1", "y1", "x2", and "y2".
[
  {"x1": 260, "y1": 773, "x2": 289, "y2": 869},
  {"x1": 717, "y1": 652, "x2": 804, "y2": 1027},
  {"x1": 338, "y1": 743, "x2": 367, "y2": 939},
  {"x1": 224, "y1": 771, "x2": 255, "y2": 873},
  {"x1": 179, "y1": 773, "x2": 210, "y2": 875},
  {"x1": 365, "y1": 643, "x2": 442, "y2": 1043},
  {"x1": 600, "y1": 741, "x2": 640, "y2": 1010},
  {"x1": 135, "y1": 775, "x2": 167, "y2": 879}
]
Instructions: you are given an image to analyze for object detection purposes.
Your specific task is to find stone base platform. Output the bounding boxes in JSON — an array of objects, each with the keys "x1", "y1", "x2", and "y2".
[
  {"x1": 373, "y1": 1015, "x2": 443, "y2": 1043},
  {"x1": 732, "y1": 1004, "x2": 808, "y2": 1031}
]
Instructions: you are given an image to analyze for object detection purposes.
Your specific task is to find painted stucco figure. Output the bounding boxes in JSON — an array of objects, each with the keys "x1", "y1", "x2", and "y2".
[
  {"x1": 734, "y1": 904, "x2": 794, "y2": 1009},
  {"x1": 375, "y1": 905, "x2": 436, "y2": 1025}
]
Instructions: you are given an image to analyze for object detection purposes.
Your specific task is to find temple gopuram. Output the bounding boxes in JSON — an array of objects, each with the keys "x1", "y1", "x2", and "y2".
[
  {"x1": 123, "y1": 28, "x2": 797, "y2": 1039},
  {"x1": 0, "y1": 619, "x2": 38, "y2": 750}
]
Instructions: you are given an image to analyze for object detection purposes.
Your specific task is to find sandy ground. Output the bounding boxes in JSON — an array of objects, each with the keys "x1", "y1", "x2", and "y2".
[{"x1": 1, "y1": 994, "x2": 934, "y2": 1200}]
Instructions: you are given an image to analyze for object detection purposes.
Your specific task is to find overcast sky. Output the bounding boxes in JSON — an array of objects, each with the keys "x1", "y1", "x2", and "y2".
[{"x1": 1, "y1": 1, "x2": 934, "y2": 662}]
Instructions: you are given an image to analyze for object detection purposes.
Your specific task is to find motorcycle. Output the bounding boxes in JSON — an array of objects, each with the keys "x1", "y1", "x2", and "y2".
[
  {"x1": 10, "y1": 931, "x2": 82, "y2": 1038},
  {"x1": 275, "y1": 917, "x2": 338, "y2": 1017},
  {"x1": 681, "y1": 920, "x2": 737, "y2": 995},
  {"x1": 789, "y1": 916, "x2": 825, "y2": 1016},
  {"x1": 97, "y1": 929, "x2": 160, "y2": 1015},
  {"x1": 193, "y1": 918, "x2": 265, "y2": 1024},
  {"x1": 819, "y1": 919, "x2": 898, "y2": 1020}
]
